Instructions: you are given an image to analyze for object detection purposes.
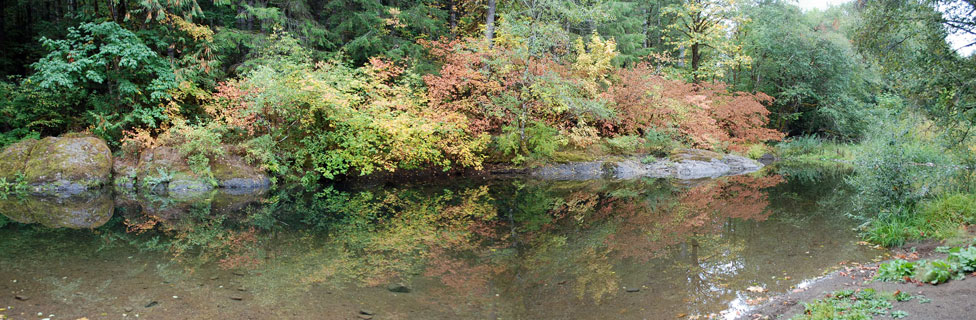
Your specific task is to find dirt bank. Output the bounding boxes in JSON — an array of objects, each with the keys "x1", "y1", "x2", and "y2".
[{"x1": 742, "y1": 241, "x2": 976, "y2": 320}]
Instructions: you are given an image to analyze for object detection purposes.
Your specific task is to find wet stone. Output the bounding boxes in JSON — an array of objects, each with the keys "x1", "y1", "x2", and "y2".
[{"x1": 387, "y1": 283, "x2": 411, "y2": 293}]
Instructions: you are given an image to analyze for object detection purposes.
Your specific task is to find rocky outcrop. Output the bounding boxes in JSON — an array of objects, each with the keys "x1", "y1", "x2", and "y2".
[
  {"x1": 530, "y1": 149, "x2": 764, "y2": 180},
  {"x1": 135, "y1": 146, "x2": 214, "y2": 193},
  {"x1": 1, "y1": 135, "x2": 270, "y2": 197},
  {"x1": 128, "y1": 146, "x2": 271, "y2": 193},
  {"x1": 0, "y1": 136, "x2": 113, "y2": 194},
  {"x1": 212, "y1": 154, "x2": 271, "y2": 189}
]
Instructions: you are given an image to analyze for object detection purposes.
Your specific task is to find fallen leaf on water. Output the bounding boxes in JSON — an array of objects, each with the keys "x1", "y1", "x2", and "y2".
[{"x1": 746, "y1": 286, "x2": 767, "y2": 293}]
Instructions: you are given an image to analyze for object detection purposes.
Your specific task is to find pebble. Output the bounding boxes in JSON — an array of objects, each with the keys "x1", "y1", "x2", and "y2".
[
  {"x1": 229, "y1": 296, "x2": 243, "y2": 301},
  {"x1": 386, "y1": 283, "x2": 411, "y2": 293},
  {"x1": 232, "y1": 271, "x2": 245, "y2": 276},
  {"x1": 13, "y1": 295, "x2": 27, "y2": 301},
  {"x1": 209, "y1": 276, "x2": 219, "y2": 281},
  {"x1": 625, "y1": 287, "x2": 640, "y2": 292},
  {"x1": 359, "y1": 309, "x2": 375, "y2": 315},
  {"x1": 357, "y1": 315, "x2": 373, "y2": 320},
  {"x1": 236, "y1": 287, "x2": 246, "y2": 292},
  {"x1": 124, "y1": 307, "x2": 134, "y2": 312},
  {"x1": 145, "y1": 301, "x2": 158, "y2": 308}
]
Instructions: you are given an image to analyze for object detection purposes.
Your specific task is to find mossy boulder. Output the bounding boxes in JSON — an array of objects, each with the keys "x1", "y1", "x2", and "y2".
[
  {"x1": 21, "y1": 137, "x2": 113, "y2": 193},
  {"x1": 113, "y1": 155, "x2": 138, "y2": 189},
  {"x1": 0, "y1": 139, "x2": 38, "y2": 181},
  {"x1": 136, "y1": 146, "x2": 213, "y2": 193},
  {"x1": 212, "y1": 154, "x2": 270, "y2": 189}
]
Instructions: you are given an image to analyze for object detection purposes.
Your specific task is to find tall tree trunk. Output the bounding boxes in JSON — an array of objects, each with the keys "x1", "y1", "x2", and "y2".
[
  {"x1": 0, "y1": 0, "x2": 6, "y2": 45},
  {"x1": 691, "y1": 43, "x2": 701, "y2": 83},
  {"x1": 449, "y1": 0, "x2": 457, "y2": 39},
  {"x1": 677, "y1": 45, "x2": 685, "y2": 68},
  {"x1": 246, "y1": 0, "x2": 255, "y2": 30},
  {"x1": 237, "y1": 0, "x2": 246, "y2": 29},
  {"x1": 107, "y1": 0, "x2": 117, "y2": 22},
  {"x1": 485, "y1": 0, "x2": 495, "y2": 45},
  {"x1": 642, "y1": 7, "x2": 649, "y2": 49}
]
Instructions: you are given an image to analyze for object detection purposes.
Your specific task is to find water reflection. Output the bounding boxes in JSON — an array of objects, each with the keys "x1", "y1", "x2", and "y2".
[
  {"x1": 0, "y1": 191, "x2": 113, "y2": 228},
  {"x1": 0, "y1": 170, "x2": 882, "y2": 319}
]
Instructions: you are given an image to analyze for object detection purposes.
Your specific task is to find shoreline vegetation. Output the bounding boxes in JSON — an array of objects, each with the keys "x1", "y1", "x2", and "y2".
[{"x1": 1, "y1": 0, "x2": 975, "y2": 318}]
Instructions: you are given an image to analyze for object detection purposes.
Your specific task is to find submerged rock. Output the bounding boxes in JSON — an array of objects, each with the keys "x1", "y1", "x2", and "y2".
[
  {"x1": 530, "y1": 149, "x2": 764, "y2": 180},
  {"x1": 0, "y1": 136, "x2": 113, "y2": 194}
]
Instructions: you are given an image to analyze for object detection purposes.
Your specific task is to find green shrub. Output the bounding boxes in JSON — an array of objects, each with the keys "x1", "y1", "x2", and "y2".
[
  {"x1": 848, "y1": 113, "x2": 953, "y2": 213},
  {"x1": 917, "y1": 260, "x2": 954, "y2": 284},
  {"x1": 875, "y1": 259, "x2": 916, "y2": 282},
  {"x1": 27, "y1": 21, "x2": 178, "y2": 144},
  {"x1": 948, "y1": 246, "x2": 976, "y2": 273},
  {"x1": 778, "y1": 135, "x2": 824, "y2": 157},
  {"x1": 643, "y1": 128, "x2": 679, "y2": 157},
  {"x1": 497, "y1": 121, "x2": 568, "y2": 164},
  {"x1": 604, "y1": 134, "x2": 642, "y2": 154},
  {"x1": 793, "y1": 288, "x2": 908, "y2": 320}
]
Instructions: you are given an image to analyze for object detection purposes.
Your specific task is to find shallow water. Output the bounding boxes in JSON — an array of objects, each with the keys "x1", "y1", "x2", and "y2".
[{"x1": 0, "y1": 169, "x2": 883, "y2": 319}]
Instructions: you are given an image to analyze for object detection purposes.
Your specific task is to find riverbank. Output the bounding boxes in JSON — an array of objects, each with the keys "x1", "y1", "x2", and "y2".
[{"x1": 742, "y1": 236, "x2": 976, "y2": 319}]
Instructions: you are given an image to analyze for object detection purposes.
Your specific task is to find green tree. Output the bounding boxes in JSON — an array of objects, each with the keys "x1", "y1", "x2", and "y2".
[
  {"x1": 26, "y1": 21, "x2": 178, "y2": 143},
  {"x1": 735, "y1": 1, "x2": 877, "y2": 138},
  {"x1": 661, "y1": 0, "x2": 750, "y2": 82}
]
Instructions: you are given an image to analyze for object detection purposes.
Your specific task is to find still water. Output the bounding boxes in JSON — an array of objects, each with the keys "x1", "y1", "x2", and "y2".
[{"x1": 0, "y1": 168, "x2": 883, "y2": 319}]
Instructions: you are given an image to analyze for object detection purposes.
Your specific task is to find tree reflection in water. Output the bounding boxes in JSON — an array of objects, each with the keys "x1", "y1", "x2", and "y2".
[{"x1": 0, "y1": 171, "x2": 880, "y2": 319}]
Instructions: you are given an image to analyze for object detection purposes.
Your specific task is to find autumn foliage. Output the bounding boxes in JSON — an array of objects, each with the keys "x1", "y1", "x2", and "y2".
[
  {"x1": 423, "y1": 35, "x2": 783, "y2": 158},
  {"x1": 605, "y1": 63, "x2": 784, "y2": 151}
]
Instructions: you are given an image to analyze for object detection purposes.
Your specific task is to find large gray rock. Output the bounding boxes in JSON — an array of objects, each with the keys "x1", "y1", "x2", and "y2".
[
  {"x1": 0, "y1": 136, "x2": 113, "y2": 194},
  {"x1": 530, "y1": 149, "x2": 764, "y2": 181}
]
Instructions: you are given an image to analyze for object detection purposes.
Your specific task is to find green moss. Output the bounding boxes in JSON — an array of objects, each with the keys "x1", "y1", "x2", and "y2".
[
  {"x1": 0, "y1": 138, "x2": 38, "y2": 180},
  {"x1": 548, "y1": 150, "x2": 599, "y2": 163},
  {"x1": 669, "y1": 149, "x2": 725, "y2": 162},
  {"x1": 22, "y1": 137, "x2": 112, "y2": 190}
]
